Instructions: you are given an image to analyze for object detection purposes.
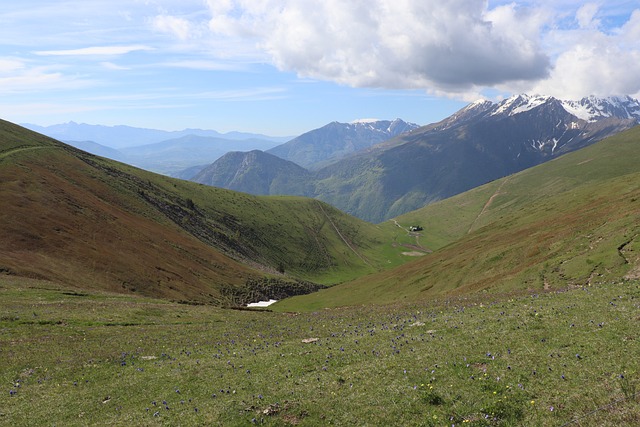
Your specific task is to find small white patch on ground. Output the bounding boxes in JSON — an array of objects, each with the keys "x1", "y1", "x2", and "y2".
[
  {"x1": 247, "y1": 299, "x2": 278, "y2": 307},
  {"x1": 402, "y1": 251, "x2": 427, "y2": 256}
]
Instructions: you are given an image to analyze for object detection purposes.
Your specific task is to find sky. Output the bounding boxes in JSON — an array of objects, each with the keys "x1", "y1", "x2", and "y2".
[{"x1": 1, "y1": 1, "x2": 639, "y2": 136}]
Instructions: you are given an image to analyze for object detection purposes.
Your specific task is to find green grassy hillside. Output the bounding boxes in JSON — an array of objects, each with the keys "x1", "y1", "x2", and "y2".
[
  {"x1": 277, "y1": 126, "x2": 640, "y2": 310},
  {"x1": 0, "y1": 119, "x2": 406, "y2": 305},
  {"x1": 2, "y1": 276, "x2": 638, "y2": 425}
]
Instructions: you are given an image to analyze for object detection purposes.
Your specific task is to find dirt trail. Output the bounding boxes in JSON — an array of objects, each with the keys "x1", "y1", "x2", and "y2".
[
  {"x1": 316, "y1": 201, "x2": 371, "y2": 266},
  {"x1": 391, "y1": 219, "x2": 431, "y2": 254},
  {"x1": 467, "y1": 177, "x2": 511, "y2": 234},
  {"x1": 0, "y1": 146, "x2": 48, "y2": 161}
]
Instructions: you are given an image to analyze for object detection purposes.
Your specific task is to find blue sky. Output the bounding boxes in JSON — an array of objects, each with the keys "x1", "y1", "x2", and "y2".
[{"x1": 1, "y1": 1, "x2": 639, "y2": 136}]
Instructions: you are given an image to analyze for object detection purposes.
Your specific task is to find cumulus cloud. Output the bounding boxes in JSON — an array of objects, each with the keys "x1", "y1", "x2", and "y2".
[
  {"x1": 575, "y1": 3, "x2": 601, "y2": 29},
  {"x1": 204, "y1": 0, "x2": 550, "y2": 93},
  {"x1": 530, "y1": 7, "x2": 640, "y2": 98}
]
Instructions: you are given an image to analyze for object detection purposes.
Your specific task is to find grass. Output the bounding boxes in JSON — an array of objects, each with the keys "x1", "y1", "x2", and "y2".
[
  {"x1": 2, "y1": 276, "x2": 639, "y2": 426},
  {"x1": 2, "y1": 119, "x2": 640, "y2": 425},
  {"x1": 277, "y1": 126, "x2": 640, "y2": 310},
  {"x1": 0, "y1": 119, "x2": 410, "y2": 305}
]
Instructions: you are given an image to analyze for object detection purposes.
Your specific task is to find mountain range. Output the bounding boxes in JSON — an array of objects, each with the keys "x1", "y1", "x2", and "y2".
[
  {"x1": 21, "y1": 122, "x2": 290, "y2": 176},
  {"x1": 22, "y1": 121, "x2": 291, "y2": 148},
  {"x1": 2, "y1": 116, "x2": 639, "y2": 310},
  {"x1": 194, "y1": 94, "x2": 640, "y2": 222},
  {"x1": 266, "y1": 118, "x2": 419, "y2": 169}
]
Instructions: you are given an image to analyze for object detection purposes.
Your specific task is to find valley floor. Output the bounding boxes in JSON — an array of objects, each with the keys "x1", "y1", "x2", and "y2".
[{"x1": 1, "y1": 276, "x2": 639, "y2": 426}]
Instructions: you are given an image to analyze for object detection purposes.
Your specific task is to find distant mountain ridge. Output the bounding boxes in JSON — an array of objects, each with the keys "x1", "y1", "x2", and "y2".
[
  {"x1": 266, "y1": 118, "x2": 419, "y2": 169},
  {"x1": 194, "y1": 94, "x2": 640, "y2": 223},
  {"x1": 21, "y1": 122, "x2": 289, "y2": 176},
  {"x1": 22, "y1": 121, "x2": 292, "y2": 148}
]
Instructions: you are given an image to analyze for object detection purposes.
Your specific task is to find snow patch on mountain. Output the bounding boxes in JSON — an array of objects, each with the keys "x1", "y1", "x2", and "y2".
[
  {"x1": 491, "y1": 94, "x2": 552, "y2": 116},
  {"x1": 561, "y1": 95, "x2": 640, "y2": 122},
  {"x1": 485, "y1": 94, "x2": 640, "y2": 123}
]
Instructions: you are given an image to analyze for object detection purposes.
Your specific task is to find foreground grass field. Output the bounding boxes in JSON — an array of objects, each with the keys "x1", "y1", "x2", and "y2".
[{"x1": 2, "y1": 276, "x2": 638, "y2": 426}]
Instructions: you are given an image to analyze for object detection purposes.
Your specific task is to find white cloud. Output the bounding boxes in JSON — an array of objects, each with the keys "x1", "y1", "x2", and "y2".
[
  {"x1": 100, "y1": 62, "x2": 130, "y2": 71},
  {"x1": 0, "y1": 66, "x2": 93, "y2": 95},
  {"x1": 151, "y1": 14, "x2": 192, "y2": 40},
  {"x1": 190, "y1": 87, "x2": 287, "y2": 101},
  {"x1": 204, "y1": 0, "x2": 550, "y2": 93},
  {"x1": 576, "y1": 3, "x2": 601, "y2": 29},
  {"x1": 529, "y1": 7, "x2": 640, "y2": 99},
  {"x1": 199, "y1": 1, "x2": 640, "y2": 99},
  {"x1": 162, "y1": 59, "x2": 243, "y2": 71},
  {"x1": 35, "y1": 45, "x2": 153, "y2": 56},
  {"x1": 0, "y1": 59, "x2": 26, "y2": 73}
]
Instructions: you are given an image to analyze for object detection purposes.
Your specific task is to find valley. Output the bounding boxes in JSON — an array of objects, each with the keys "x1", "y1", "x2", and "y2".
[
  {"x1": 2, "y1": 112, "x2": 640, "y2": 426},
  {"x1": 192, "y1": 95, "x2": 640, "y2": 223},
  {"x1": 5, "y1": 2, "x2": 640, "y2": 425}
]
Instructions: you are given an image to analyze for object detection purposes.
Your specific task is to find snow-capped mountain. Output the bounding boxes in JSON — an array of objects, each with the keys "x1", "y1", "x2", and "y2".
[
  {"x1": 560, "y1": 95, "x2": 640, "y2": 122},
  {"x1": 266, "y1": 118, "x2": 419, "y2": 169},
  {"x1": 191, "y1": 94, "x2": 640, "y2": 223},
  {"x1": 310, "y1": 94, "x2": 640, "y2": 222},
  {"x1": 424, "y1": 94, "x2": 640, "y2": 155},
  {"x1": 468, "y1": 94, "x2": 640, "y2": 123}
]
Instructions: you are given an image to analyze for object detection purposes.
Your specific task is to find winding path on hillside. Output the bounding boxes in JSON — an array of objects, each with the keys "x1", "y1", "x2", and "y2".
[
  {"x1": 467, "y1": 176, "x2": 512, "y2": 234},
  {"x1": 316, "y1": 201, "x2": 371, "y2": 267},
  {"x1": 391, "y1": 219, "x2": 431, "y2": 254},
  {"x1": 0, "y1": 146, "x2": 48, "y2": 161}
]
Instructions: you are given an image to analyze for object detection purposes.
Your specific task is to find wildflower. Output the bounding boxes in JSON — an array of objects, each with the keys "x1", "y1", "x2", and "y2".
[{"x1": 530, "y1": 400, "x2": 535, "y2": 405}]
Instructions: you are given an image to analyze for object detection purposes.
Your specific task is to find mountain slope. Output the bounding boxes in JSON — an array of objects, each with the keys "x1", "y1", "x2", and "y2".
[
  {"x1": 276, "y1": 126, "x2": 640, "y2": 310},
  {"x1": 192, "y1": 95, "x2": 640, "y2": 223},
  {"x1": 117, "y1": 135, "x2": 280, "y2": 175},
  {"x1": 193, "y1": 150, "x2": 314, "y2": 196},
  {"x1": 267, "y1": 119, "x2": 418, "y2": 169},
  {"x1": 313, "y1": 94, "x2": 640, "y2": 222},
  {"x1": 63, "y1": 140, "x2": 126, "y2": 160},
  {"x1": 0, "y1": 120, "x2": 405, "y2": 305}
]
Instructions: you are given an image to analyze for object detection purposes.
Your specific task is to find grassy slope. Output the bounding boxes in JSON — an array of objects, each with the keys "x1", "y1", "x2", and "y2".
[
  {"x1": 2, "y1": 276, "x2": 638, "y2": 426},
  {"x1": 0, "y1": 120, "x2": 405, "y2": 304},
  {"x1": 276, "y1": 126, "x2": 640, "y2": 310}
]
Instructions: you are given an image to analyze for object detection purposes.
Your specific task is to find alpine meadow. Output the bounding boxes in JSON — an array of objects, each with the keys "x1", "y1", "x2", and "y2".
[
  {"x1": 3, "y1": 1, "x2": 640, "y2": 425},
  {"x1": 2, "y1": 118, "x2": 640, "y2": 426}
]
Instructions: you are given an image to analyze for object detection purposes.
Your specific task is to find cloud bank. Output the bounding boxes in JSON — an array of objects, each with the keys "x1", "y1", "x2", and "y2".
[
  {"x1": 205, "y1": 0, "x2": 550, "y2": 94},
  {"x1": 202, "y1": 0, "x2": 640, "y2": 99}
]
